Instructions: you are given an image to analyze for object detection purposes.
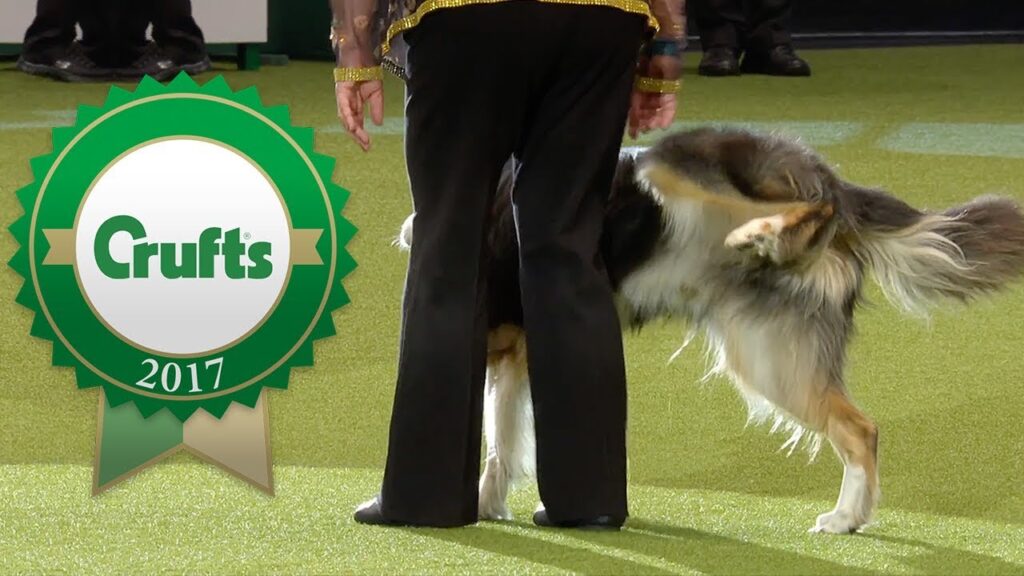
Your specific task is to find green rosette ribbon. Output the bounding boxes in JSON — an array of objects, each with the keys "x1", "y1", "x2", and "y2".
[{"x1": 8, "y1": 74, "x2": 356, "y2": 493}]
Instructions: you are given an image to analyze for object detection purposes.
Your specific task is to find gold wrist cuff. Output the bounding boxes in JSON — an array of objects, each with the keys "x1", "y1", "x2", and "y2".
[
  {"x1": 635, "y1": 77, "x2": 681, "y2": 93},
  {"x1": 334, "y1": 67, "x2": 383, "y2": 82}
]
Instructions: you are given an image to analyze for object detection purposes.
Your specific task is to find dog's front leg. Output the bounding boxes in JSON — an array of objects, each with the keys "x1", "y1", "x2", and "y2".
[{"x1": 479, "y1": 328, "x2": 534, "y2": 521}]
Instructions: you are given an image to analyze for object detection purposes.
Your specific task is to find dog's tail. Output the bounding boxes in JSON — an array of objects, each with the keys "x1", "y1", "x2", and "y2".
[
  {"x1": 395, "y1": 213, "x2": 414, "y2": 251},
  {"x1": 845, "y1": 185, "x2": 1024, "y2": 314}
]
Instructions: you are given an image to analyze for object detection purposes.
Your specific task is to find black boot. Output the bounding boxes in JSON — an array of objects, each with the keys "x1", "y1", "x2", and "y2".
[
  {"x1": 117, "y1": 42, "x2": 179, "y2": 81},
  {"x1": 698, "y1": 46, "x2": 741, "y2": 77},
  {"x1": 533, "y1": 507, "x2": 624, "y2": 530},
  {"x1": 740, "y1": 44, "x2": 811, "y2": 76},
  {"x1": 353, "y1": 495, "x2": 405, "y2": 527},
  {"x1": 17, "y1": 41, "x2": 115, "y2": 82}
]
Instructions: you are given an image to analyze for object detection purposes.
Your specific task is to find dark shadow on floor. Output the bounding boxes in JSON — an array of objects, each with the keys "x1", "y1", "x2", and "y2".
[
  {"x1": 420, "y1": 518, "x2": 879, "y2": 575},
  {"x1": 413, "y1": 521, "x2": 677, "y2": 575},
  {"x1": 858, "y1": 533, "x2": 1024, "y2": 576},
  {"x1": 580, "y1": 518, "x2": 879, "y2": 576}
]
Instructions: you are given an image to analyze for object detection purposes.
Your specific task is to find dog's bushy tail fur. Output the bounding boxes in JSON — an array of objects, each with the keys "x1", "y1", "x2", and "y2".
[
  {"x1": 396, "y1": 213, "x2": 414, "y2": 251},
  {"x1": 846, "y1": 185, "x2": 1024, "y2": 314}
]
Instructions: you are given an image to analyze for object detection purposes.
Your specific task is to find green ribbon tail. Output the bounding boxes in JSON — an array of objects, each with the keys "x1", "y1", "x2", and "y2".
[{"x1": 94, "y1": 391, "x2": 184, "y2": 494}]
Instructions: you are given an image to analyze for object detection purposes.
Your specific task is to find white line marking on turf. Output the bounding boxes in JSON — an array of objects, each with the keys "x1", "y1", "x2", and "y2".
[
  {"x1": 630, "y1": 120, "x2": 864, "y2": 147},
  {"x1": 878, "y1": 123, "x2": 1024, "y2": 159},
  {"x1": 0, "y1": 110, "x2": 76, "y2": 131},
  {"x1": 8, "y1": 112, "x2": 1024, "y2": 162},
  {"x1": 312, "y1": 119, "x2": 864, "y2": 147}
]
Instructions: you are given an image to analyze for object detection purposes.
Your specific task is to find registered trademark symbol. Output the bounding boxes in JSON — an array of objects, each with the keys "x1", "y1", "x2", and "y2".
[{"x1": 243, "y1": 232, "x2": 252, "y2": 240}]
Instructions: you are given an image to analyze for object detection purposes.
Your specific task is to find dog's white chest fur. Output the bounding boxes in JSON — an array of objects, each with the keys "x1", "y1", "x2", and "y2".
[{"x1": 619, "y1": 198, "x2": 721, "y2": 321}]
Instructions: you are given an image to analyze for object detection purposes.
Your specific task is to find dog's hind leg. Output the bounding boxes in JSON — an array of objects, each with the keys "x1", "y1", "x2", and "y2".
[
  {"x1": 812, "y1": 388, "x2": 880, "y2": 534},
  {"x1": 725, "y1": 202, "x2": 835, "y2": 265},
  {"x1": 719, "y1": 319, "x2": 877, "y2": 534},
  {"x1": 750, "y1": 381, "x2": 879, "y2": 534},
  {"x1": 479, "y1": 326, "x2": 534, "y2": 520}
]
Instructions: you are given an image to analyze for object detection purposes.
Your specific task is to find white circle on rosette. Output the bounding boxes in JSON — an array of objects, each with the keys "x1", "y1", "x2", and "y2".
[{"x1": 75, "y1": 138, "x2": 291, "y2": 356}]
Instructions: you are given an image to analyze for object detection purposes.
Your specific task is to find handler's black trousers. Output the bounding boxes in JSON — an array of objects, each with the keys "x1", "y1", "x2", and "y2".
[
  {"x1": 22, "y1": 0, "x2": 206, "y2": 66},
  {"x1": 380, "y1": 4, "x2": 644, "y2": 526},
  {"x1": 693, "y1": 0, "x2": 794, "y2": 52}
]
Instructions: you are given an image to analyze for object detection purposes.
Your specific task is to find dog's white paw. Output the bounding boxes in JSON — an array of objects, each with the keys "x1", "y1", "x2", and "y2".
[
  {"x1": 809, "y1": 510, "x2": 864, "y2": 534},
  {"x1": 478, "y1": 496, "x2": 512, "y2": 521},
  {"x1": 725, "y1": 215, "x2": 784, "y2": 259}
]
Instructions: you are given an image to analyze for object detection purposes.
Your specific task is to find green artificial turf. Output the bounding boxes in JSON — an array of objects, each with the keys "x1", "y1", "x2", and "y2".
[{"x1": 1, "y1": 45, "x2": 1023, "y2": 574}]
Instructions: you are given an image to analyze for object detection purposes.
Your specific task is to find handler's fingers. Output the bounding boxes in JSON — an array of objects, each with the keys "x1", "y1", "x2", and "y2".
[
  {"x1": 350, "y1": 126, "x2": 371, "y2": 151},
  {"x1": 335, "y1": 84, "x2": 351, "y2": 124},
  {"x1": 368, "y1": 90, "x2": 384, "y2": 126},
  {"x1": 352, "y1": 92, "x2": 364, "y2": 128},
  {"x1": 336, "y1": 85, "x2": 360, "y2": 133},
  {"x1": 657, "y1": 95, "x2": 677, "y2": 129},
  {"x1": 638, "y1": 103, "x2": 657, "y2": 134},
  {"x1": 340, "y1": 103, "x2": 358, "y2": 135}
]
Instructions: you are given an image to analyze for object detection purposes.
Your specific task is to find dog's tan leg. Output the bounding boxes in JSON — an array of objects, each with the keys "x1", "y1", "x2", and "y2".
[
  {"x1": 639, "y1": 162, "x2": 814, "y2": 227},
  {"x1": 718, "y1": 317, "x2": 877, "y2": 534},
  {"x1": 479, "y1": 326, "x2": 533, "y2": 521},
  {"x1": 812, "y1": 388, "x2": 880, "y2": 534},
  {"x1": 639, "y1": 162, "x2": 830, "y2": 259}
]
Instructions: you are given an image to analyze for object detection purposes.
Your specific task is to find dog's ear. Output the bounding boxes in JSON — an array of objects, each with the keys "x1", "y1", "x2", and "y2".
[{"x1": 725, "y1": 202, "x2": 836, "y2": 264}]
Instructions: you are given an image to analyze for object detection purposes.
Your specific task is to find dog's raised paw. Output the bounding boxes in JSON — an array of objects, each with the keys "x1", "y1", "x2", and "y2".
[
  {"x1": 725, "y1": 215, "x2": 783, "y2": 259},
  {"x1": 809, "y1": 510, "x2": 862, "y2": 535}
]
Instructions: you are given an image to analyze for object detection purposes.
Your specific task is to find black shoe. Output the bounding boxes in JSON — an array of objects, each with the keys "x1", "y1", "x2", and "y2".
[
  {"x1": 532, "y1": 507, "x2": 624, "y2": 530},
  {"x1": 740, "y1": 44, "x2": 811, "y2": 76},
  {"x1": 353, "y1": 495, "x2": 405, "y2": 526},
  {"x1": 698, "y1": 46, "x2": 741, "y2": 77},
  {"x1": 17, "y1": 42, "x2": 115, "y2": 82},
  {"x1": 179, "y1": 55, "x2": 212, "y2": 76},
  {"x1": 118, "y1": 42, "x2": 180, "y2": 81}
]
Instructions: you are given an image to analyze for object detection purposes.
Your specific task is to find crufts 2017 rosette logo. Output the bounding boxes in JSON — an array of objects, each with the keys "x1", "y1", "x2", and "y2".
[{"x1": 8, "y1": 75, "x2": 356, "y2": 494}]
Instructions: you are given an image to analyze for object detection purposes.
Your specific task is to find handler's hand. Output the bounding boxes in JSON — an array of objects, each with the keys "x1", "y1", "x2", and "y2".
[
  {"x1": 628, "y1": 53, "x2": 679, "y2": 139},
  {"x1": 336, "y1": 79, "x2": 384, "y2": 152},
  {"x1": 628, "y1": 90, "x2": 677, "y2": 139}
]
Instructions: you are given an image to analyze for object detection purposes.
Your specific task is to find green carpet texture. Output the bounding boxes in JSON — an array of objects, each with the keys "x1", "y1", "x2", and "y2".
[{"x1": 1, "y1": 45, "x2": 1023, "y2": 574}]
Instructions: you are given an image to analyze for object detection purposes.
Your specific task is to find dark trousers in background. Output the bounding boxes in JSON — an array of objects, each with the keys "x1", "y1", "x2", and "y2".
[
  {"x1": 380, "y1": 4, "x2": 643, "y2": 525},
  {"x1": 20, "y1": 0, "x2": 78, "y2": 64},
  {"x1": 693, "y1": 0, "x2": 793, "y2": 52},
  {"x1": 22, "y1": 0, "x2": 206, "y2": 66}
]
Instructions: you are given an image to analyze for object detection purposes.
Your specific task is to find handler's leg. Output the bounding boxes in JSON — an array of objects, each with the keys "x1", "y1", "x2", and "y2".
[
  {"x1": 374, "y1": 7, "x2": 527, "y2": 526},
  {"x1": 512, "y1": 7, "x2": 644, "y2": 524},
  {"x1": 20, "y1": 0, "x2": 79, "y2": 66}
]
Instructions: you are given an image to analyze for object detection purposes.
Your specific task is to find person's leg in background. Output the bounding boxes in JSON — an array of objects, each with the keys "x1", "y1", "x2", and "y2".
[
  {"x1": 739, "y1": 0, "x2": 811, "y2": 75},
  {"x1": 18, "y1": 0, "x2": 115, "y2": 81},
  {"x1": 356, "y1": 6, "x2": 528, "y2": 526},
  {"x1": 79, "y1": 0, "x2": 149, "y2": 73},
  {"x1": 100, "y1": 0, "x2": 208, "y2": 80},
  {"x1": 73, "y1": 0, "x2": 210, "y2": 82},
  {"x1": 693, "y1": 0, "x2": 745, "y2": 76},
  {"x1": 150, "y1": 0, "x2": 211, "y2": 74},
  {"x1": 20, "y1": 0, "x2": 77, "y2": 65},
  {"x1": 511, "y1": 6, "x2": 643, "y2": 526}
]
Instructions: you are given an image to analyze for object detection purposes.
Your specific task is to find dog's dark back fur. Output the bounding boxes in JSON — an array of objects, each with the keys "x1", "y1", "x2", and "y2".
[{"x1": 483, "y1": 128, "x2": 1024, "y2": 333}]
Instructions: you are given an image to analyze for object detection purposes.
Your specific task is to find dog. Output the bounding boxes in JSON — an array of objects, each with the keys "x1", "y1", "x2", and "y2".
[{"x1": 395, "y1": 127, "x2": 1024, "y2": 533}]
